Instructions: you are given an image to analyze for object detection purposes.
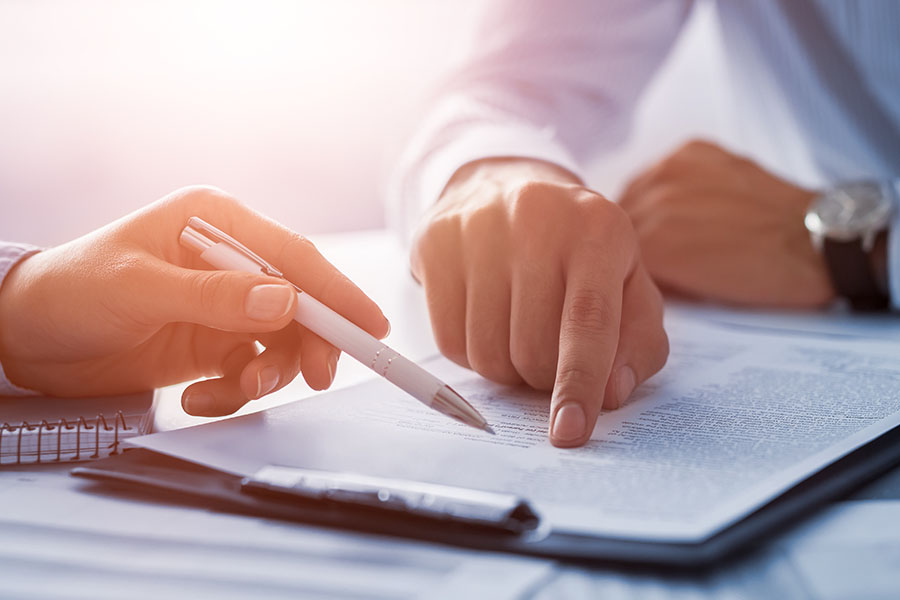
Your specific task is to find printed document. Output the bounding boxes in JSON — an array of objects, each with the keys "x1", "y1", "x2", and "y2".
[{"x1": 130, "y1": 311, "x2": 900, "y2": 542}]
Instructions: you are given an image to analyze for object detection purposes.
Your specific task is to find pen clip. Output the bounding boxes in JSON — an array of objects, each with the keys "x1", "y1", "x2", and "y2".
[{"x1": 182, "y1": 216, "x2": 284, "y2": 278}]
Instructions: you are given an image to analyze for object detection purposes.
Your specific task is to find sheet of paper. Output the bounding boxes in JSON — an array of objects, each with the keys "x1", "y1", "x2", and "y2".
[
  {"x1": 130, "y1": 311, "x2": 900, "y2": 543},
  {"x1": 0, "y1": 468, "x2": 554, "y2": 599}
]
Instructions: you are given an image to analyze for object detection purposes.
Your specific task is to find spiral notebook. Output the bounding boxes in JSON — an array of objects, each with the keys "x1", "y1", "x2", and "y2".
[{"x1": 1, "y1": 391, "x2": 156, "y2": 466}]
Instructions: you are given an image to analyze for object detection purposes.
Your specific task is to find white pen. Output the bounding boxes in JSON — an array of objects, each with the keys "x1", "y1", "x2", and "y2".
[{"x1": 180, "y1": 217, "x2": 494, "y2": 434}]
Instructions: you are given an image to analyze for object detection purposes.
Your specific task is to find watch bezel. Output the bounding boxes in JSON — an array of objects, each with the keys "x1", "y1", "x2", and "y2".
[{"x1": 804, "y1": 180, "x2": 895, "y2": 249}]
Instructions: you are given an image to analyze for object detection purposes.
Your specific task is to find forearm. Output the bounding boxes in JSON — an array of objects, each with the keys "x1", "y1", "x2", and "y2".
[{"x1": 0, "y1": 242, "x2": 41, "y2": 395}]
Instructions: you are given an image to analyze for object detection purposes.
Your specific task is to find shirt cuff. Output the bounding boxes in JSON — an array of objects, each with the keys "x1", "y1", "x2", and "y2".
[
  {"x1": 889, "y1": 180, "x2": 900, "y2": 311},
  {"x1": 0, "y1": 243, "x2": 41, "y2": 396}
]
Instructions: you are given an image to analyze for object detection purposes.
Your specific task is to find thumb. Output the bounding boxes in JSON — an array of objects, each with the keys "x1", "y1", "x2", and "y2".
[{"x1": 142, "y1": 261, "x2": 297, "y2": 332}]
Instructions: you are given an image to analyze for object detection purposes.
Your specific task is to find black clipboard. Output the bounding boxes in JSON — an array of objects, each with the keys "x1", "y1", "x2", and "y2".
[{"x1": 71, "y1": 422, "x2": 900, "y2": 567}]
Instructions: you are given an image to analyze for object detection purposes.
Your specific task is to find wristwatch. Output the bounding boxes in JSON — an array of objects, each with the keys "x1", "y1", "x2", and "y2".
[{"x1": 804, "y1": 180, "x2": 895, "y2": 311}]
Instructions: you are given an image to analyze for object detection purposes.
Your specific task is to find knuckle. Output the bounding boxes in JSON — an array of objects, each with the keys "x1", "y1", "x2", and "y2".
[
  {"x1": 510, "y1": 183, "x2": 557, "y2": 224},
  {"x1": 425, "y1": 292, "x2": 467, "y2": 365},
  {"x1": 415, "y1": 211, "x2": 453, "y2": 245},
  {"x1": 605, "y1": 200, "x2": 633, "y2": 232},
  {"x1": 657, "y1": 141, "x2": 709, "y2": 178},
  {"x1": 575, "y1": 203, "x2": 637, "y2": 258},
  {"x1": 563, "y1": 290, "x2": 614, "y2": 336},
  {"x1": 510, "y1": 345, "x2": 556, "y2": 390},
  {"x1": 513, "y1": 181, "x2": 560, "y2": 207},
  {"x1": 417, "y1": 213, "x2": 456, "y2": 252},
  {"x1": 679, "y1": 138, "x2": 714, "y2": 155},
  {"x1": 470, "y1": 351, "x2": 521, "y2": 385},
  {"x1": 730, "y1": 152, "x2": 757, "y2": 172},
  {"x1": 277, "y1": 233, "x2": 319, "y2": 266},
  {"x1": 432, "y1": 324, "x2": 467, "y2": 367},
  {"x1": 654, "y1": 157, "x2": 680, "y2": 181},
  {"x1": 183, "y1": 183, "x2": 227, "y2": 197},
  {"x1": 657, "y1": 139, "x2": 722, "y2": 176},
  {"x1": 571, "y1": 189, "x2": 609, "y2": 213},
  {"x1": 509, "y1": 183, "x2": 580, "y2": 244},
  {"x1": 554, "y1": 362, "x2": 599, "y2": 395},
  {"x1": 174, "y1": 184, "x2": 237, "y2": 209},
  {"x1": 411, "y1": 216, "x2": 458, "y2": 278},
  {"x1": 466, "y1": 328, "x2": 520, "y2": 385},
  {"x1": 642, "y1": 186, "x2": 685, "y2": 219},
  {"x1": 316, "y1": 265, "x2": 345, "y2": 303},
  {"x1": 191, "y1": 271, "x2": 228, "y2": 314},
  {"x1": 462, "y1": 202, "x2": 504, "y2": 237},
  {"x1": 580, "y1": 195, "x2": 628, "y2": 232}
]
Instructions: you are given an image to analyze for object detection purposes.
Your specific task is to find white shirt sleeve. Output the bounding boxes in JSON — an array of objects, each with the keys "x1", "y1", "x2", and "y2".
[
  {"x1": 889, "y1": 180, "x2": 900, "y2": 311},
  {"x1": 389, "y1": 0, "x2": 693, "y2": 244},
  {"x1": 0, "y1": 242, "x2": 41, "y2": 396}
]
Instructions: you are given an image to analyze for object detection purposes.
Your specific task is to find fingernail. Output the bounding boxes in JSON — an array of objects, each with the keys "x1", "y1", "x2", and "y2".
[
  {"x1": 245, "y1": 284, "x2": 294, "y2": 321},
  {"x1": 255, "y1": 366, "x2": 280, "y2": 398},
  {"x1": 184, "y1": 392, "x2": 214, "y2": 415},
  {"x1": 551, "y1": 403, "x2": 586, "y2": 442},
  {"x1": 615, "y1": 366, "x2": 636, "y2": 409},
  {"x1": 327, "y1": 351, "x2": 339, "y2": 385}
]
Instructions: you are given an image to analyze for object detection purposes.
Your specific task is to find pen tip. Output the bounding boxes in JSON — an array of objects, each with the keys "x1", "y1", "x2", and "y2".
[{"x1": 483, "y1": 424, "x2": 496, "y2": 435}]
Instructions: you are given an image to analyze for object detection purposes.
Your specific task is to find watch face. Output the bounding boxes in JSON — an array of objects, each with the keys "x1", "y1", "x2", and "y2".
[{"x1": 805, "y1": 181, "x2": 895, "y2": 242}]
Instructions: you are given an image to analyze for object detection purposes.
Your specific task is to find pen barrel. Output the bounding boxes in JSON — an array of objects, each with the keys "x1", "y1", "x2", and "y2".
[
  {"x1": 200, "y1": 242, "x2": 265, "y2": 273},
  {"x1": 294, "y1": 294, "x2": 441, "y2": 406},
  {"x1": 198, "y1": 241, "x2": 442, "y2": 407}
]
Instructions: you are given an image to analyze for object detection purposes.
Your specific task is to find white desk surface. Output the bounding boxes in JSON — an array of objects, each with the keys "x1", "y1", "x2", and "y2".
[{"x1": 3, "y1": 229, "x2": 900, "y2": 599}]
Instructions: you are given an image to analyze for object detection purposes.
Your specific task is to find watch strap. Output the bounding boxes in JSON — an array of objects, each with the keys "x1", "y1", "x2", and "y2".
[{"x1": 822, "y1": 238, "x2": 890, "y2": 311}]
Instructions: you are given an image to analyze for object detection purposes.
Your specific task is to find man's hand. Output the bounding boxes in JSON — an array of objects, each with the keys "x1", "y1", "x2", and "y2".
[
  {"x1": 0, "y1": 186, "x2": 389, "y2": 415},
  {"x1": 411, "y1": 158, "x2": 668, "y2": 447},
  {"x1": 619, "y1": 140, "x2": 834, "y2": 307}
]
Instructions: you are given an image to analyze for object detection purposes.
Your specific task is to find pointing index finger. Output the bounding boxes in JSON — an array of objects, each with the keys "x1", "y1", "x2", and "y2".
[{"x1": 550, "y1": 249, "x2": 629, "y2": 447}]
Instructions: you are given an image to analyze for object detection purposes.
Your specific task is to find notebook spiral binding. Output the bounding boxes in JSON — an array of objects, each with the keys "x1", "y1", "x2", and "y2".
[{"x1": 0, "y1": 411, "x2": 132, "y2": 465}]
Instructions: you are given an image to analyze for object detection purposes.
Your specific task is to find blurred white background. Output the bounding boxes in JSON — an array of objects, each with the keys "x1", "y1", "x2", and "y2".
[{"x1": 0, "y1": 0, "x2": 731, "y2": 247}]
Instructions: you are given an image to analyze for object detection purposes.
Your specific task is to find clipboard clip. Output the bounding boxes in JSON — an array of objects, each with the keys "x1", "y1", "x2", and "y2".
[{"x1": 242, "y1": 465, "x2": 540, "y2": 534}]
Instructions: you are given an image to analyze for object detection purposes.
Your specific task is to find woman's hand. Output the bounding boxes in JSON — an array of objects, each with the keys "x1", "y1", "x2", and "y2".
[
  {"x1": 0, "y1": 186, "x2": 389, "y2": 415},
  {"x1": 411, "y1": 158, "x2": 669, "y2": 447}
]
